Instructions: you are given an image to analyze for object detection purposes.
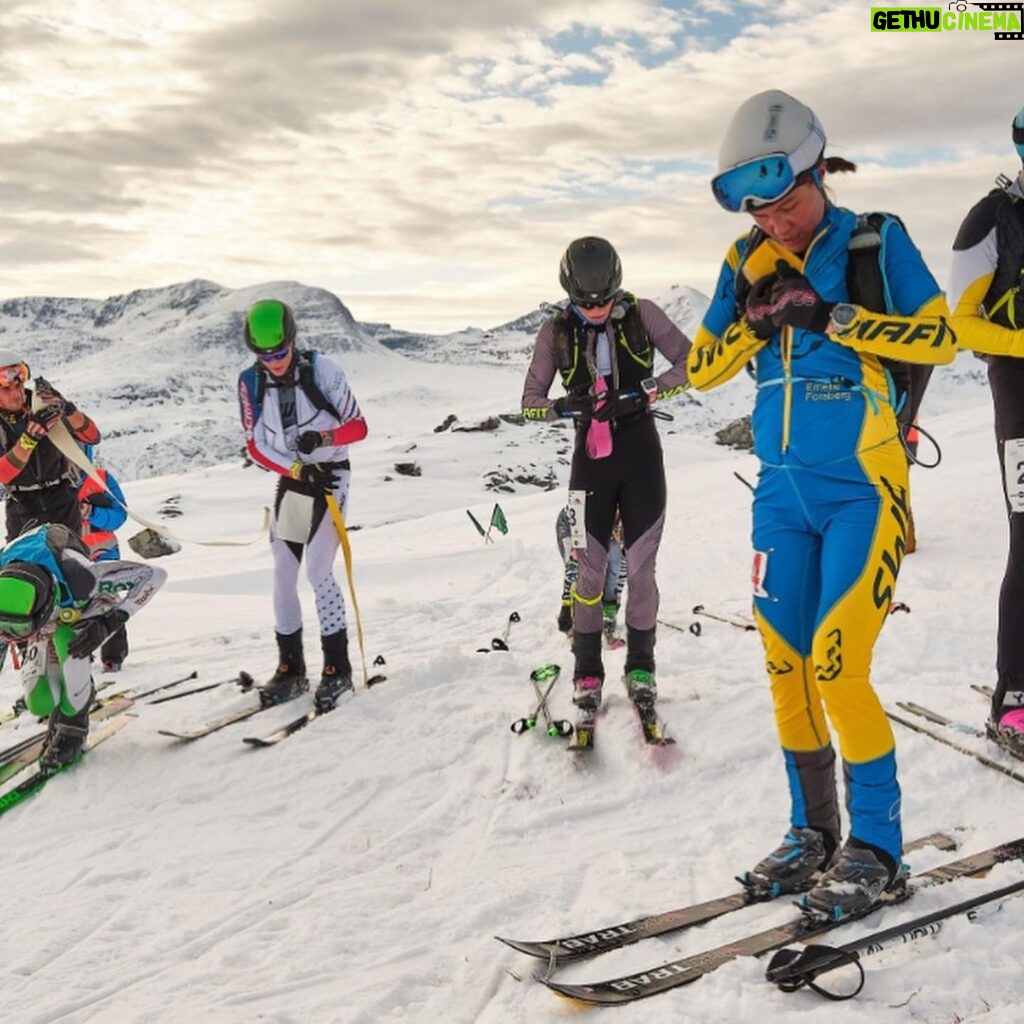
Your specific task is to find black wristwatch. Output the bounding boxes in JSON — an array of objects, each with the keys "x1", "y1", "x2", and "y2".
[{"x1": 829, "y1": 303, "x2": 859, "y2": 334}]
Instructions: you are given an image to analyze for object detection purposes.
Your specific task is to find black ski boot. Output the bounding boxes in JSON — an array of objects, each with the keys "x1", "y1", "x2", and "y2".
[
  {"x1": 624, "y1": 626, "x2": 657, "y2": 709},
  {"x1": 557, "y1": 603, "x2": 573, "y2": 635},
  {"x1": 261, "y1": 629, "x2": 309, "y2": 707},
  {"x1": 315, "y1": 629, "x2": 353, "y2": 712},
  {"x1": 40, "y1": 687, "x2": 94, "y2": 771},
  {"x1": 802, "y1": 839, "x2": 904, "y2": 919},
  {"x1": 571, "y1": 630, "x2": 604, "y2": 710}
]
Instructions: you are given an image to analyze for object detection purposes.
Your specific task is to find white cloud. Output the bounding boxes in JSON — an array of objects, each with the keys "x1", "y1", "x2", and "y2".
[{"x1": 0, "y1": 0, "x2": 1020, "y2": 331}]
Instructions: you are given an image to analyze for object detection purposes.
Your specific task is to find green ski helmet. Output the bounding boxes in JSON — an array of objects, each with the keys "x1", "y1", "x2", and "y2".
[
  {"x1": 244, "y1": 300, "x2": 297, "y2": 356},
  {"x1": 0, "y1": 562, "x2": 56, "y2": 640}
]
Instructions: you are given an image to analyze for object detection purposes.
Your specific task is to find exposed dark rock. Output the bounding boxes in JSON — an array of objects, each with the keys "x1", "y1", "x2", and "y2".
[
  {"x1": 715, "y1": 416, "x2": 753, "y2": 450},
  {"x1": 452, "y1": 416, "x2": 500, "y2": 433},
  {"x1": 434, "y1": 414, "x2": 457, "y2": 433},
  {"x1": 394, "y1": 462, "x2": 422, "y2": 477}
]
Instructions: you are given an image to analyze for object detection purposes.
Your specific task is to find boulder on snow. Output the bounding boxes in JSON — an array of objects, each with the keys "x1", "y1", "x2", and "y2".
[
  {"x1": 127, "y1": 528, "x2": 182, "y2": 559},
  {"x1": 715, "y1": 416, "x2": 753, "y2": 451}
]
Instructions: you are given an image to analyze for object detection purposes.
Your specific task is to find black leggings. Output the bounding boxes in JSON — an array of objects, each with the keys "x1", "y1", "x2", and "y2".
[
  {"x1": 988, "y1": 357, "x2": 1024, "y2": 707},
  {"x1": 569, "y1": 415, "x2": 666, "y2": 636}
]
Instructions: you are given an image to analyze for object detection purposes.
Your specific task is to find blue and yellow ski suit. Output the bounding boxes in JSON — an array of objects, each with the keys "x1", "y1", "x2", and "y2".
[{"x1": 690, "y1": 204, "x2": 956, "y2": 861}]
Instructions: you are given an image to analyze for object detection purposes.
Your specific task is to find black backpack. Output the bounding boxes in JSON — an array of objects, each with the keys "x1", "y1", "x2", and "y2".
[{"x1": 253, "y1": 350, "x2": 341, "y2": 422}]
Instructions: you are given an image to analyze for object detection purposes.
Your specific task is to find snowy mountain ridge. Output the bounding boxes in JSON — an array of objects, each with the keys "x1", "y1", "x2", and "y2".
[
  {"x1": 0, "y1": 277, "x2": 988, "y2": 490},
  {"x1": 0, "y1": 279, "x2": 712, "y2": 482}
]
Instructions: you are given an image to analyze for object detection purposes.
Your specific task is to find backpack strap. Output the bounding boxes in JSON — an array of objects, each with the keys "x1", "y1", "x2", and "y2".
[
  {"x1": 252, "y1": 351, "x2": 342, "y2": 423},
  {"x1": 611, "y1": 293, "x2": 653, "y2": 368},
  {"x1": 846, "y1": 212, "x2": 903, "y2": 315},
  {"x1": 981, "y1": 186, "x2": 1024, "y2": 328},
  {"x1": 733, "y1": 226, "x2": 767, "y2": 318},
  {"x1": 295, "y1": 352, "x2": 342, "y2": 422}
]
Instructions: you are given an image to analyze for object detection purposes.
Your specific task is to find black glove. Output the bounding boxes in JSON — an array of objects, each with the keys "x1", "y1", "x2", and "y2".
[
  {"x1": 68, "y1": 609, "x2": 128, "y2": 660},
  {"x1": 84, "y1": 491, "x2": 113, "y2": 509},
  {"x1": 769, "y1": 261, "x2": 834, "y2": 334},
  {"x1": 24, "y1": 403, "x2": 63, "y2": 440},
  {"x1": 34, "y1": 376, "x2": 76, "y2": 415},
  {"x1": 553, "y1": 390, "x2": 595, "y2": 418},
  {"x1": 295, "y1": 463, "x2": 340, "y2": 491},
  {"x1": 744, "y1": 273, "x2": 779, "y2": 340},
  {"x1": 592, "y1": 389, "x2": 646, "y2": 423},
  {"x1": 296, "y1": 430, "x2": 326, "y2": 455}
]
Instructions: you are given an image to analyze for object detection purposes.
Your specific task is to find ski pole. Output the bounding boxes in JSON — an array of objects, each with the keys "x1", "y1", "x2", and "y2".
[
  {"x1": 147, "y1": 673, "x2": 254, "y2": 705},
  {"x1": 479, "y1": 611, "x2": 521, "y2": 652},
  {"x1": 529, "y1": 666, "x2": 573, "y2": 738},
  {"x1": 887, "y1": 708, "x2": 1024, "y2": 785},
  {"x1": 511, "y1": 664, "x2": 572, "y2": 738},
  {"x1": 123, "y1": 670, "x2": 200, "y2": 702},
  {"x1": 491, "y1": 611, "x2": 521, "y2": 650},
  {"x1": 366, "y1": 654, "x2": 387, "y2": 688},
  {"x1": 692, "y1": 604, "x2": 757, "y2": 632},
  {"x1": 657, "y1": 618, "x2": 702, "y2": 637},
  {"x1": 510, "y1": 664, "x2": 560, "y2": 735},
  {"x1": 766, "y1": 876, "x2": 1024, "y2": 1000}
]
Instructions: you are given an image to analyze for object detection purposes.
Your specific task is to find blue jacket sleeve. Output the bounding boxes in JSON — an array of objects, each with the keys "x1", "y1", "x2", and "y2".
[{"x1": 88, "y1": 472, "x2": 128, "y2": 532}]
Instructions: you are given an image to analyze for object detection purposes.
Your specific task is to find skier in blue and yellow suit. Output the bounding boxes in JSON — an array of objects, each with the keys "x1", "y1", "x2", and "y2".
[{"x1": 691, "y1": 90, "x2": 957, "y2": 920}]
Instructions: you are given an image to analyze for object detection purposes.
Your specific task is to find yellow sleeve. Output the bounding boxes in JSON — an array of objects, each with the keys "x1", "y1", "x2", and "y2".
[
  {"x1": 950, "y1": 273, "x2": 1024, "y2": 357},
  {"x1": 687, "y1": 322, "x2": 766, "y2": 392},
  {"x1": 829, "y1": 295, "x2": 957, "y2": 365}
]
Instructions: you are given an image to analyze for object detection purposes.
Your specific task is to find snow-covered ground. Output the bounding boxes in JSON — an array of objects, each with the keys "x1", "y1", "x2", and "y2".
[{"x1": 0, "y1": 346, "x2": 1021, "y2": 1024}]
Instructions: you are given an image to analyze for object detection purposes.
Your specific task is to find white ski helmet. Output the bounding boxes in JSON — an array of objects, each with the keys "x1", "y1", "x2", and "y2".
[{"x1": 712, "y1": 90, "x2": 826, "y2": 213}]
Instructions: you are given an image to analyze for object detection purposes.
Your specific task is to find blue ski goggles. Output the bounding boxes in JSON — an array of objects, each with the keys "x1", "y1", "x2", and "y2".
[{"x1": 711, "y1": 153, "x2": 807, "y2": 213}]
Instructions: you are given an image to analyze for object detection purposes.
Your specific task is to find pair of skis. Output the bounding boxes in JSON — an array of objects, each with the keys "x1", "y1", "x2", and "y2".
[
  {"x1": 887, "y1": 685, "x2": 1024, "y2": 785},
  {"x1": 569, "y1": 690, "x2": 674, "y2": 752},
  {"x1": 0, "y1": 697, "x2": 137, "y2": 818},
  {"x1": 159, "y1": 668, "x2": 375, "y2": 747},
  {"x1": 497, "y1": 831, "x2": 1024, "y2": 1004}
]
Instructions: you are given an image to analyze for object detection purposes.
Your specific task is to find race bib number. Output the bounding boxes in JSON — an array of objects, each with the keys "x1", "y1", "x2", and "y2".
[
  {"x1": 1004, "y1": 438, "x2": 1024, "y2": 514},
  {"x1": 751, "y1": 550, "x2": 770, "y2": 599},
  {"x1": 566, "y1": 490, "x2": 586, "y2": 549}
]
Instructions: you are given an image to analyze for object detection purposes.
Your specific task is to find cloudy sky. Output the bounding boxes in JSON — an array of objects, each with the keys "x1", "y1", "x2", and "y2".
[{"x1": 1, "y1": 1, "x2": 1021, "y2": 332}]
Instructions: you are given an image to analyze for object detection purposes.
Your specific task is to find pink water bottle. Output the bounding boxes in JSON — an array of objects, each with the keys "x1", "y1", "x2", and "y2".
[{"x1": 586, "y1": 376, "x2": 613, "y2": 459}]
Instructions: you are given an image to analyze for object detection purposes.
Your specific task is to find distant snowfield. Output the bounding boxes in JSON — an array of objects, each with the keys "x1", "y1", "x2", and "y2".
[{"x1": 1, "y1": 348, "x2": 1022, "y2": 1024}]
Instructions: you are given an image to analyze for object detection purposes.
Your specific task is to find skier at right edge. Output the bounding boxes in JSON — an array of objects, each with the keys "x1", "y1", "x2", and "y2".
[{"x1": 948, "y1": 106, "x2": 1024, "y2": 757}]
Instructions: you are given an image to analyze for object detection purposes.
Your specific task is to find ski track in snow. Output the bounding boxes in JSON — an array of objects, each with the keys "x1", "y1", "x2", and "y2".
[{"x1": 0, "y1": 353, "x2": 1021, "y2": 1023}]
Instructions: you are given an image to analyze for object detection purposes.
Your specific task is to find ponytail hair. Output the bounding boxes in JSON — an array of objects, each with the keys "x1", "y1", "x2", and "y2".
[{"x1": 823, "y1": 155, "x2": 857, "y2": 175}]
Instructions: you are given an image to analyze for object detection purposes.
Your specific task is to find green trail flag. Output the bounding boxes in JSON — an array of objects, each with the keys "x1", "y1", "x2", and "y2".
[
  {"x1": 490, "y1": 504, "x2": 509, "y2": 535},
  {"x1": 466, "y1": 509, "x2": 486, "y2": 537}
]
